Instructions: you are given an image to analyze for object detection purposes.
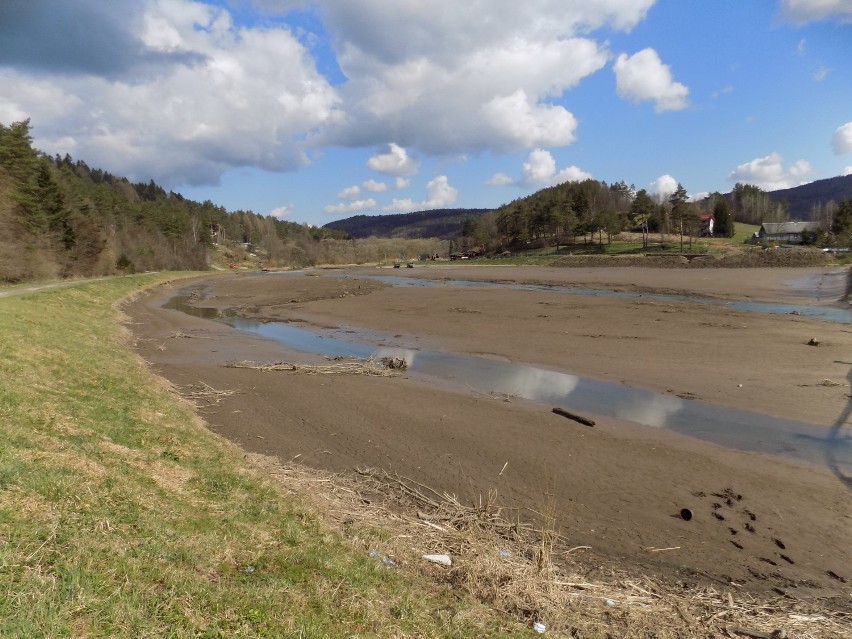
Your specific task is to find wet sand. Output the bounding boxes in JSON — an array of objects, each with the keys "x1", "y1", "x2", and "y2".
[{"x1": 125, "y1": 265, "x2": 852, "y2": 600}]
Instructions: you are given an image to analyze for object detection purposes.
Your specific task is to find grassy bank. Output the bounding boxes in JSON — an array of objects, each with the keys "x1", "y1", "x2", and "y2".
[{"x1": 0, "y1": 274, "x2": 527, "y2": 638}]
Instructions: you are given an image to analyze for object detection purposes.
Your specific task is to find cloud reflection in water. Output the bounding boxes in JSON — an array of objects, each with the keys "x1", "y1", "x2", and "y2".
[{"x1": 615, "y1": 394, "x2": 683, "y2": 428}]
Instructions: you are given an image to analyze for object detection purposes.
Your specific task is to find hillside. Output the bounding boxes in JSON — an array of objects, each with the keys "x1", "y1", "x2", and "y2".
[
  {"x1": 768, "y1": 174, "x2": 852, "y2": 220},
  {"x1": 321, "y1": 176, "x2": 852, "y2": 244},
  {"x1": 0, "y1": 119, "x2": 348, "y2": 283},
  {"x1": 323, "y1": 208, "x2": 491, "y2": 239}
]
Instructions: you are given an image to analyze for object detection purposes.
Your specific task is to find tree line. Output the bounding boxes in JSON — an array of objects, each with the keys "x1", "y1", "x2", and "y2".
[
  {"x1": 458, "y1": 177, "x2": 852, "y2": 253},
  {"x1": 0, "y1": 119, "x2": 353, "y2": 283},
  {"x1": 3, "y1": 118, "x2": 850, "y2": 284},
  {"x1": 458, "y1": 179, "x2": 735, "y2": 253}
]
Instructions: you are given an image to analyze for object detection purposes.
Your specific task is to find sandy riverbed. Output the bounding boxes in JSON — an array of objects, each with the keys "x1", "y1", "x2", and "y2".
[{"x1": 125, "y1": 265, "x2": 852, "y2": 601}]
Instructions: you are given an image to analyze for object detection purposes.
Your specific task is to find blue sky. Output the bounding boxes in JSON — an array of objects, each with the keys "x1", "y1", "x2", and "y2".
[{"x1": 0, "y1": 0, "x2": 850, "y2": 226}]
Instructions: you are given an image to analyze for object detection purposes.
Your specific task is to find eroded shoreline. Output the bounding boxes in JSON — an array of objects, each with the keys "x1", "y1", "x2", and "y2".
[{"x1": 125, "y1": 265, "x2": 852, "y2": 598}]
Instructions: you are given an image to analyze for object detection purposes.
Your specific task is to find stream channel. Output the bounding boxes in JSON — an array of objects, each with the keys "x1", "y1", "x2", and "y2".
[{"x1": 167, "y1": 271, "x2": 852, "y2": 471}]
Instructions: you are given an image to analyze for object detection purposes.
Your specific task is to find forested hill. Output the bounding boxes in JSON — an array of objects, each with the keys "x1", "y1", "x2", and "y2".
[
  {"x1": 0, "y1": 120, "x2": 347, "y2": 283},
  {"x1": 768, "y1": 175, "x2": 852, "y2": 220},
  {"x1": 323, "y1": 208, "x2": 491, "y2": 239},
  {"x1": 323, "y1": 175, "x2": 852, "y2": 243}
]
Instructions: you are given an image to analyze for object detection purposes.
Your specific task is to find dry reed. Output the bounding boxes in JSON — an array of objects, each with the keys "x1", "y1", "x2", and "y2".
[{"x1": 245, "y1": 456, "x2": 851, "y2": 638}]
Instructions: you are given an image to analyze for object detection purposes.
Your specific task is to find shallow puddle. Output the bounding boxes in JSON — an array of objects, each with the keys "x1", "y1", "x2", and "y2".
[
  {"x1": 359, "y1": 274, "x2": 852, "y2": 324},
  {"x1": 226, "y1": 316, "x2": 851, "y2": 470}
]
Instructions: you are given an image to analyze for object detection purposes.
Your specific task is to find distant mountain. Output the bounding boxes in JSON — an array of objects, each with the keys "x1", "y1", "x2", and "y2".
[
  {"x1": 323, "y1": 208, "x2": 491, "y2": 239},
  {"x1": 768, "y1": 174, "x2": 852, "y2": 220}
]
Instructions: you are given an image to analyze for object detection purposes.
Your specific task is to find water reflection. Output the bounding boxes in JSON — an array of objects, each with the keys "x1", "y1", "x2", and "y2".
[
  {"x1": 226, "y1": 317, "x2": 851, "y2": 470},
  {"x1": 615, "y1": 393, "x2": 683, "y2": 428}
]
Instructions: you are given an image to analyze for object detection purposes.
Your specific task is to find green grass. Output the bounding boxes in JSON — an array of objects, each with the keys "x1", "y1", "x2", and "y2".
[
  {"x1": 0, "y1": 274, "x2": 530, "y2": 638},
  {"x1": 729, "y1": 223, "x2": 760, "y2": 245},
  {"x1": 473, "y1": 237, "x2": 718, "y2": 265},
  {"x1": 473, "y1": 225, "x2": 770, "y2": 266}
]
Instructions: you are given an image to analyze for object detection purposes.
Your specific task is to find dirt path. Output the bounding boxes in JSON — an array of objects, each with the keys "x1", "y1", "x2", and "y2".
[{"x1": 124, "y1": 266, "x2": 852, "y2": 602}]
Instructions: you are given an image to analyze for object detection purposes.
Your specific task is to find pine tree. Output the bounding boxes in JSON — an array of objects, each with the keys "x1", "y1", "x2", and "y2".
[
  {"x1": 669, "y1": 183, "x2": 689, "y2": 252},
  {"x1": 831, "y1": 198, "x2": 852, "y2": 245},
  {"x1": 713, "y1": 195, "x2": 735, "y2": 238},
  {"x1": 0, "y1": 120, "x2": 41, "y2": 221},
  {"x1": 630, "y1": 189, "x2": 655, "y2": 247}
]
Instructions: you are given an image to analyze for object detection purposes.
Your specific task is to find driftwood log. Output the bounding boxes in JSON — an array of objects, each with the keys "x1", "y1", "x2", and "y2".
[{"x1": 552, "y1": 407, "x2": 595, "y2": 427}]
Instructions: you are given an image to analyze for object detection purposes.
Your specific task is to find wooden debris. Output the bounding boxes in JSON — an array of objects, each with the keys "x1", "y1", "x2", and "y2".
[
  {"x1": 182, "y1": 382, "x2": 242, "y2": 404},
  {"x1": 726, "y1": 626, "x2": 787, "y2": 639},
  {"x1": 676, "y1": 602, "x2": 696, "y2": 626},
  {"x1": 225, "y1": 358, "x2": 403, "y2": 377},
  {"x1": 380, "y1": 356, "x2": 408, "y2": 370},
  {"x1": 169, "y1": 331, "x2": 211, "y2": 339},
  {"x1": 552, "y1": 407, "x2": 595, "y2": 426}
]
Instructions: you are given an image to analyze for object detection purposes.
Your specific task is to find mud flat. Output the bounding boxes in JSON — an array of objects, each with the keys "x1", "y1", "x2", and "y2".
[{"x1": 125, "y1": 265, "x2": 852, "y2": 601}]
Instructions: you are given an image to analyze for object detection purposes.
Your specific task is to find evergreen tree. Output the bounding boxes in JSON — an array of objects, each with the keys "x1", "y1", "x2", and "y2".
[
  {"x1": 572, "y1": 188, "x2": 591, "y2": 242},
  {"x1": 831, "y1": 198, "x2": 852, "y2": 244},
  {"x1": 630, "y1": 189, "x2": 655, "y2": 247},
  {"x1": 712, "y1": 195, "x2": 735, "y2": 238},
  {"x1": 669, "y1": 183, "x2": 689, "y2": 252},
  {"x1": 0, "y1": 120, "x2": 41, "y2": 220},
  {"x1": 0, "y1": 120, "x2": 39, "y2": 182}
]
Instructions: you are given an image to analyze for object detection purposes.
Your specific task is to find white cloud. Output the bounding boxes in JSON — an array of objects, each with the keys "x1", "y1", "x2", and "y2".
[
  {"x1": 270, "y1": 204, "x2": 294, "y2": 219},
  {"x1": 521, "y1": 149, "x2": 592, "y2": 187},
  {"x1": 486, "y1": 172, "x2": 514, "y2": 186},
  {"x1": 383, "y1": 175, "x2": 458, "y2": 212},
  {"x1": 780, "y1": 0, "x2": 852, "y2": 23},
  {"x1": 0, "y1": 75, "x2": 82, "y2": 124},
  {"x1": 522, "y1": 149, "x2": 559, "y2": 185},
  {"x1": 833, "y1": 122, "x2": 852, "y2": 154},
  {"x1": 323, "y1": 198, "x2": 377, "y2": 214},
  {"x1": 813, "y1": 65, "x2": 830, "y2": 81},
  {"x1": 315, "y1": 1, "x2": 654, "y2": 64},
  {"x1": 788, "y1": 158, "x2": 813, "y2": 180},
  {"x1": 727, "y1": 153, "x2": 814, "y2": 190},
  {"x1": 1, "y1": 0, "x2": 341, "y2": 187},
  {"x1": 554, "y1": 165, "x2": 595, "y2": 184},
  {"x1": 0, "y1": 0, "x2": 663, "y2": 191},
  {"x1": 311, "y1": 1, "x2": 647, "y2": 153},
  {"x1": 648, "y1": 174, "x2": 678, "y2": 197},
  {"x1": 613, "y1": 48, "x2": 689, "y2": 112},
  {"x1": 337, "y1": 185, "x2": 361, "y2": 199},
  {"x1": 366, "y1": 143, "x2": 419, "y2": 177},
  {"x1": 383, "y1": 198, "x2": 415, "y2": 212},
  {"x1": 689, "y1": 191, "x2": 710, "y2": 202},
  {"x1": 362, "y1": 179, "x2": 388, "y2": 192},
  {"x1": 481, "y1": 89, "x2": 578, "y2": 148},
  {"x1": 843, "y1": 166, "x2": 852, "y2": 176},
  {"x1": 424, "y1": 175, "x2": 458, "y2": 207},
  {"x1": 394, "y1": 177, "x2": 411, "y2": 190}
]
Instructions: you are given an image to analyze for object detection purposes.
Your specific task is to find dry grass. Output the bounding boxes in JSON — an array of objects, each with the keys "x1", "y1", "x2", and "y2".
[{"x1": 248, "y1": 456, "x2": 852, "y2": 639}]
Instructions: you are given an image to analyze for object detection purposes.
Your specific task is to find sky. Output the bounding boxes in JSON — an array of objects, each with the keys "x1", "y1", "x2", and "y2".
[{"x1": 1, "y1": 0, "x2": 851, "y2": 226}]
